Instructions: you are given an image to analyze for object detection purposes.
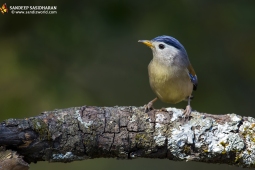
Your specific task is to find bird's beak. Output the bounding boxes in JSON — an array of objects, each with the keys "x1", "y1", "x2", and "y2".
[{"x1": 138, "y1": 40, "x2": 153, "y2": 48}]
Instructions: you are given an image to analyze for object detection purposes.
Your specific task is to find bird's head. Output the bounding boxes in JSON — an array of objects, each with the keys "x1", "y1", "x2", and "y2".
[{"x1": 138, "y1": 35, "x2": 188, "y2": 63}]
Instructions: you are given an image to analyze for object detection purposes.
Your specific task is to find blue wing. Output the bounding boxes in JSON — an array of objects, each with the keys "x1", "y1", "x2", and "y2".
[{"x1": 189, "y1": 73, "x2": 198, "y2": 90}]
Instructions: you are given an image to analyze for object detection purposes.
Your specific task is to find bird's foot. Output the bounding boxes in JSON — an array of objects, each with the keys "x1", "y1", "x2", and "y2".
[
  {"x1": 183, "y1": 105, "x2": 192, "y2": 119},
  {"x1": 144, "y1": 98, "x2": 158, "y2": 112},
  {"x1": 160, "y1": 107, "x2": 167, "y2": 112}
]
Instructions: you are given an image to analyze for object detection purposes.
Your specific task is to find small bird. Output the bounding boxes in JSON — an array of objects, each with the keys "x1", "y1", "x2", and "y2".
[{"x1": 138, "y1": 35, "x2": 197, "y2": 117}]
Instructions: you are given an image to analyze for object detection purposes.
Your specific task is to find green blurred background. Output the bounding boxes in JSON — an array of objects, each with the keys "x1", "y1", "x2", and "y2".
[{"x1": 1, "y1": 0, "x2": 255, "y2": 170}]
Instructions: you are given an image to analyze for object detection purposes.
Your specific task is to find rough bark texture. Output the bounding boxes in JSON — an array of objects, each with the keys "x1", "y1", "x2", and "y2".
[{"x1": 0, "y1": 106, "x2": 255, "y2": 169}]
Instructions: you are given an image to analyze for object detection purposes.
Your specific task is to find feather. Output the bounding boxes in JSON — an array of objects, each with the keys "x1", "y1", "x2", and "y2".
[{"x1": 188, "y1": 64, "x2": 198, "y2": 90}]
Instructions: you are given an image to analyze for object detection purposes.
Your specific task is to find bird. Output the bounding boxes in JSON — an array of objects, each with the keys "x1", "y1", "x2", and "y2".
[{"x1": 138, "y1": 35, "x2": 197, "y2": 117}]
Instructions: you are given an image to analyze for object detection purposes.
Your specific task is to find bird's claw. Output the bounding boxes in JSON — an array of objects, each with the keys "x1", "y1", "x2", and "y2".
[
  {"x1": 144, "y1": 98, "x2": 158, "y2": 113},
  {"x1": 183, "y1": 105, "x2": 192, "y2": 119},
  {"x1": 160, "y1": 107, "x2": 167, "y2": 112}
]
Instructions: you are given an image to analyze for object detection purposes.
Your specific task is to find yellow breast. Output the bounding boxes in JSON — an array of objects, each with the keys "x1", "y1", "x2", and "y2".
[{"x1": 148, "y1": 60, "x2": 193, "y2": 104}]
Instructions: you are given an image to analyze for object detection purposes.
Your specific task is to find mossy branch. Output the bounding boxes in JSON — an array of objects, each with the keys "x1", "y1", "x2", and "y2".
[{"x1": 0, "y1": 105, "x2": 255, "y2": 170}]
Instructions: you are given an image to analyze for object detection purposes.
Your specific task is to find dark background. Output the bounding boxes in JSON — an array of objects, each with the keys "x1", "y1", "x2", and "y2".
[{"x1": 1, "y1": 1, "x2": 255, "y2": 170}]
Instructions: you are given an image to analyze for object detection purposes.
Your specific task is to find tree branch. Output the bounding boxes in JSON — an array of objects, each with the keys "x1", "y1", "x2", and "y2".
[{"x1": 0, "y1": 106, "x2": 255, "y2": 169}]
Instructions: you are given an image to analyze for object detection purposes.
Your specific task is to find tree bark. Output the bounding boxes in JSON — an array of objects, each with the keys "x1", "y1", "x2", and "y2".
[{"x1": 0, "y1": 105, "x2": 255, "y2": 169}]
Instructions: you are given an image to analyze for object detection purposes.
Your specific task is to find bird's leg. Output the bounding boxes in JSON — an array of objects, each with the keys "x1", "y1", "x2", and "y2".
[
  {"x1": 144, "y1": 97, "x2": 158, "y2": 112},
  {"x1": 183, "y1": 96, "x2": 192, "y2": 118}
]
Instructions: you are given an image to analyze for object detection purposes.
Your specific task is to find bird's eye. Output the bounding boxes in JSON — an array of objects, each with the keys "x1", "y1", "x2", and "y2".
[{"x1": 159, "y1": 44, "x2": 165, "y2": 49}]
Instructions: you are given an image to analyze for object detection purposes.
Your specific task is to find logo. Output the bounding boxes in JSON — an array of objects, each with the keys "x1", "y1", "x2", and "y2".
[{"x1": 0, "y1": 3, "x2": 8, "y2": 14}]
